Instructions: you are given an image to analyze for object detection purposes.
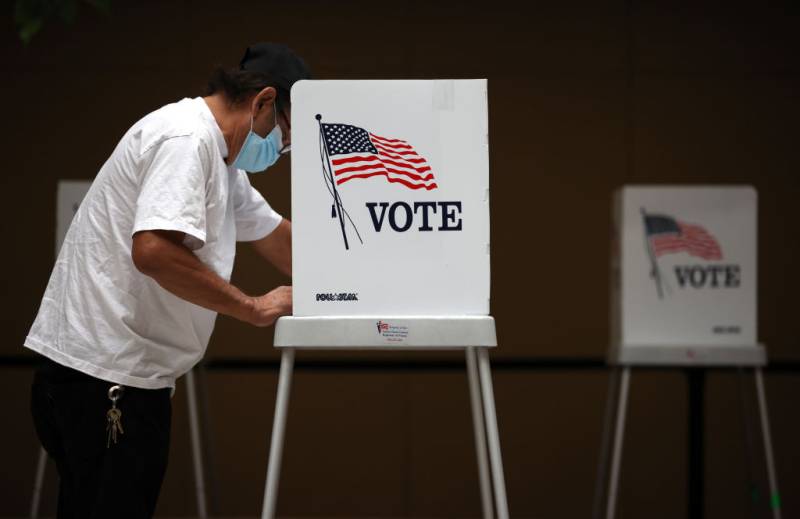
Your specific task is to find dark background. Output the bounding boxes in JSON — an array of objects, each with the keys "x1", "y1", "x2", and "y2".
[{"x1": 1, "y1": 1, "x2": 798, "y2": 518}]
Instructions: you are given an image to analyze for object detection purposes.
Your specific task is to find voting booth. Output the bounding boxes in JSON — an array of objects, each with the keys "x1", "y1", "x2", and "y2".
[
  {"x1": 55, "y1": 181, "x2": 92, "y2": 254},
  {"x1": 610, "y1": 186, "x2": 763, "y2": 365},
  {"x1": 259, "y1": 80, "x2": 508, "y2": 519},
  {"x1": 291, "y1": 79, "x2": 490, "y2": 318},
  {"x1": 597, "y1": 186, "x2": 781, "y2": 519}
]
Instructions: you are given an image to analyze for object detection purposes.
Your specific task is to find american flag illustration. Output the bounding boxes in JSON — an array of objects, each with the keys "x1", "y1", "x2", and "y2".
[
  {"x1": 321, "y1": 123, "x2": 438, "y2": 190},
  {"x1": 643, "y1": 214, "x2": 722, "y2": 260}
]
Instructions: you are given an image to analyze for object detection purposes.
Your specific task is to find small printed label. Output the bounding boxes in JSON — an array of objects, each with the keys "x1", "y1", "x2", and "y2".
[
  {"x1": 712, "y1": 325, "x2": 741, "y2": 335},
  {"x1": 315, "y1": 292, "x2": 359, "y2": 302},
  {"x1": 376, "y1": 320, "x2": 409, "y2": 343}
]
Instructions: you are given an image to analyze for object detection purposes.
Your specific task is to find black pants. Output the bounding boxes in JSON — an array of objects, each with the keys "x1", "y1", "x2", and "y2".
[{"x1": 30, "y1": 357, "x2": 171, "y2": 519}]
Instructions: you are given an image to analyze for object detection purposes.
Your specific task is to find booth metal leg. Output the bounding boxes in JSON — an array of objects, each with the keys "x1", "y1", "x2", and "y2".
[
  {"x1": 476, "y1": 347, "x2": 509, "y2": 519},
  {"x1": 592, "y1": 367, "x2": 621, "y2": 519},
  {"x1": 29, "y1": 446, "x2": 47, "y2": 519},
  {"x1": 737, "y1": 367, "x2": 760, "y2": 518},
  {"x1": 194, "y1": 364, "x2": 219, "y2": 515},
  {"x1": 687, "y1": 369, "x2": 706, "y2": 519},
  {"x1": 261, "y1": 348, "x2": 296, "y2": 519},
  {"x1": 185, "y1": 368, "x2": 208, "y2": 519},
  {"x1": 754, "y1": 368, "x2": 782, "y2": 519},
  {"x1": 605, "y1": 366, "x2": 631, "y2": 519},
  {"x1": 466, "y1": 347, "x2": 495, "y2": 519}
]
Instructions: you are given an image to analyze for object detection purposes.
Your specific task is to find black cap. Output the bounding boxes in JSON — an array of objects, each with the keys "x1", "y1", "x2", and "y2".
[{"x1": 239, "y1": 42, "x2": 311, "y2": 93}]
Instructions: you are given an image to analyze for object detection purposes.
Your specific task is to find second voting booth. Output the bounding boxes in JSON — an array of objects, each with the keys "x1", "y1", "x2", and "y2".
[
  {"x1": 259, "y1": 80, "x2": 508, "y2": 519},
  {"x1": 596, "y1": 186, "x2": 781, "y2": 519}
]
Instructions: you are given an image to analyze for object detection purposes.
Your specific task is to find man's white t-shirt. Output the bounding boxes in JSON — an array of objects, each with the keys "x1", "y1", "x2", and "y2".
[{"x1": 24, "y1": 97, "x2": 283, "y2": 389}]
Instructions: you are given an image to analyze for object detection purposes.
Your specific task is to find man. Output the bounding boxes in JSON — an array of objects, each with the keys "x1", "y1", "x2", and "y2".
[{"x1": 26, "y1": 42, "x2": 310, "y2": 518}]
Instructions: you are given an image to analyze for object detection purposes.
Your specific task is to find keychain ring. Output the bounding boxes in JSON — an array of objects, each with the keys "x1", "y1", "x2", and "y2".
[{"x1": 108, "y1": 385, "x2": 124, "y2": 401}]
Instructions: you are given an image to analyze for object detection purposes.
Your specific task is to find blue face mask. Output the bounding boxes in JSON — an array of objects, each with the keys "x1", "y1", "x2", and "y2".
[{"x1": 233, "y1": 104, "x2": 284, "y2": 173}]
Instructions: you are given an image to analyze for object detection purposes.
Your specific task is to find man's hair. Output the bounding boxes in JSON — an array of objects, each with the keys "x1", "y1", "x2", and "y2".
[{"x1": 205, "y1": 66, "x2": 289, "y2": 111}]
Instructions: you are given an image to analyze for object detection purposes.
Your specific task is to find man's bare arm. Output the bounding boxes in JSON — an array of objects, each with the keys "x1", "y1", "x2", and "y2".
[
  {"x1": 249, "y1": 219, "x2": 291, "y2": 277},
  {"x1": 131, "y1": 230, "x2": 291, "y2": 327}
]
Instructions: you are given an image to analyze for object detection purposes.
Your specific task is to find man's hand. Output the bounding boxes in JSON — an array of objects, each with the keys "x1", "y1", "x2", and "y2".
[{"x1": 248, "y1": 285, "x2": 293, "y2": 327}]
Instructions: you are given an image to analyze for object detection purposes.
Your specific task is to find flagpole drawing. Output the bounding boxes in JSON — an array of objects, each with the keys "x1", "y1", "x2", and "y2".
[
  {"x1": 641, "y1": 207, "x2": 664, "y2": 299},
  {"x1": 317, "y1": 114, "x2": 349, "y2": 250}
]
